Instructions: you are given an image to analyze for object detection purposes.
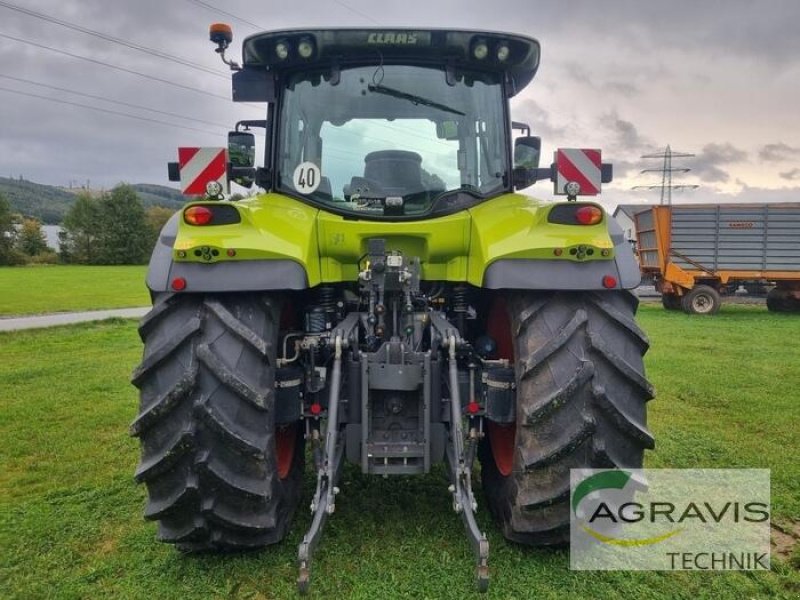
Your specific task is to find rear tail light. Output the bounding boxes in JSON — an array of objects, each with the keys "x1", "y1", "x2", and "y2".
[
  {"x1": 183, "y1": 204, "x2": 241, "y2": 226},
  {"x1": 548, "y1": 203, "x2": 604, "y2": 225},
  {"x1": 575, "y1": 205, "x2": 603, "y2": 225},
  {"x1": 602, "y1": 275, "x2": 618, "y2": 289},
  {"x1": 184, "y1": 206, "x2": 213, "y2": 225}
]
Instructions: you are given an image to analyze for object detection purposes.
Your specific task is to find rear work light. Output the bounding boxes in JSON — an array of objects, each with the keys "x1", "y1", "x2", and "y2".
[
  {"x1": 183, "y1": 204, "x2": 241, "y2": 226},
  {"x1": 548, "y1": 203, "x2": 604, "y2": 226}
]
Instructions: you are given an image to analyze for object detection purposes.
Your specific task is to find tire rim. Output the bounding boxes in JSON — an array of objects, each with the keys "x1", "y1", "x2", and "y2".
[
  {"x1": 691, "y1": 293, "x2": 715, "y2": 314},
  {"x1": 275, "y1": 423, "x2": 298, "y2": 479},
  {"x1": 486, "y1": 296, "x2": 516, "y2": 477}
]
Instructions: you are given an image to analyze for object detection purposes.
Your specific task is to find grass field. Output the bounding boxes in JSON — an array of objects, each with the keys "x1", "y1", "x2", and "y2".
[
  {"x1": 1, "y1": 304, "x2": 798, "y2": 599},
  {"x1": 0, "y1": 265, "x2": 149, "y2": 316}
]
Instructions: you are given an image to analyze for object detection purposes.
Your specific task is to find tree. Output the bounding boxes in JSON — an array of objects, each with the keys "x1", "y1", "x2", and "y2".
[
  {"x1": 95, "y1": 184, "x2": 151, "y2": 264},
  {"x1": 61, "y1": 192, "x2": 101, "y2": 263},
  {"x1": 145, "y1": 205, "x2": 175, "y2": 251},
  {"x1": 16, "y1": 217, "x2": 49, "y2": 256},
  {"x1": 0, "y1": 192, "x2": 17, "y2": 265}
]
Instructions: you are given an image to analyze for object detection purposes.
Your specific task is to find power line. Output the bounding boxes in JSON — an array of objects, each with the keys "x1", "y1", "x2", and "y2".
[
  {"x1": 0, "y1": 32, "x2": 233, "y2": 102},
  {"x1": 185, "y1": 0, "x2": 265, "y2": 30},
  {"x1": 0, "y1": 85, "x2": 221, "y2": 136},
  {"x1": 0, "y1": 0, "x2": 227, "y2": 79},
  {"x1": 331, "y1": 0, "x2": 381, "y2": 25},
  {"x1": 0, "y1": 73, "x2": 230, "y2": 129}
]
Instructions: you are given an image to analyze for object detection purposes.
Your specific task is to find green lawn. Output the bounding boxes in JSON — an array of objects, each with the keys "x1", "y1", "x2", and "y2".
[
  {"x1": 0, "y1": 265, "x2": 149, "y2": 316},
  {"x1": 0, "y1": 305, "x2": 798, "y2": 599}
]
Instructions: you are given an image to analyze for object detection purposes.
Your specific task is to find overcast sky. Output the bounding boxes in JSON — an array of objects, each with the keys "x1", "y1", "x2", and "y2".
[{"x1": 1, "y1": 0, "x2": 799, "y2": 209}]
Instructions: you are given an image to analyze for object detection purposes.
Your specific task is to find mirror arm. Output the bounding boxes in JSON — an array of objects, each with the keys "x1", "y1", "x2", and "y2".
[
  {"x1": 254, "y1": 167, "x2": 272, "y2": 190},
  {"x1": 236, "y1": 119, "x2": 267, "y2": 132},
  {"x1": 512, "y1": 165, "x2": 556, "y2": 190}
]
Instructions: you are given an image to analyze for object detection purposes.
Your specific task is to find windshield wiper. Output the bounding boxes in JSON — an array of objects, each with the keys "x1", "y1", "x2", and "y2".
[{"x1": 367, "y1": 84, "x2": 465, "y2": 116}]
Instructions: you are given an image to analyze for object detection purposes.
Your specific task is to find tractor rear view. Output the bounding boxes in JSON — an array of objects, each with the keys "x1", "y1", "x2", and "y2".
[{"x1": 132, "y1": 25, "x2": 654, "y2": 592}]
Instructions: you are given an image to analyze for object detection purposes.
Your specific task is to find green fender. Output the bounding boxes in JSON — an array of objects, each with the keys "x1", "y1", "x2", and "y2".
[{"x1": 146, "y1": 192, "x2": 640, "y2": 292}]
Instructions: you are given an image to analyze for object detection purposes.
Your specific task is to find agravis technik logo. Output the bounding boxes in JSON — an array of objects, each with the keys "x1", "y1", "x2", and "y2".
[{"x1": 570, "y1": 469, "x2": 771, "y2": 570}]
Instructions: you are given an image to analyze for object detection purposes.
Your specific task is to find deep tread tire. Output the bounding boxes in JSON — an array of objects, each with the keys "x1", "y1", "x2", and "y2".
[
  {"x1": 131, "y1": 293, "x2": 304, "y2": 551},
  {"x1": 479, "y1": 291, "x2": 654, "y2": 545}
]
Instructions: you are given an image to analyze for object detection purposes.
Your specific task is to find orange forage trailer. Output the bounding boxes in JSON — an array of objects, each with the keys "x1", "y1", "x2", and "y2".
[{"x1": 634, "y1": 203, "x2": 800, "y2": 314}]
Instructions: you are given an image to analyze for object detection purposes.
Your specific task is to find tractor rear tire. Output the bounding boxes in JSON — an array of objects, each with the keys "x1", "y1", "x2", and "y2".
[
  {"x1": 479, "y1": 291, "x2": 654, "y2": 545},
  {"x1": 681, "y1": 285, "x2": 721, "y2": 315},
  {"x1": 131, "y1": 293, "x2": 304, "y2": 551}
]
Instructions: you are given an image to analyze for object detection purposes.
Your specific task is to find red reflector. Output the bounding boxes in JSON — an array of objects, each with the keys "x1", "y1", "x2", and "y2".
[
  {"x1": 171, "y1": 277, "x2": 187, "y2": 291},
  {"x1": 467, "y1": 401, "x2": 481, "y2": 415},
  {"x1": 553, "y1": 248, "x2": 563, "y2": 256},
  {"x1": 184, "y1": 205, "x2": 213, "y2": 226},
  {"x1": 226, "y1": 248, "x2": 236, "y2": 257},
  {"x1": 575, "y1": 205, "x2": 603, "y2": 225},
  {"x1": 310, "y1": 403, "x2": 322, "y2": 416},
  {"x1": 602, "y1": 275, "x2": 618, "y2": 289}
]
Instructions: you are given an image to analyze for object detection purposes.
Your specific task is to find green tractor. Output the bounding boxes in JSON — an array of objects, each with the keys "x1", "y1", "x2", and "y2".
[{"x1": 132, "y1": 25, "x2": 654, "y2": 593}]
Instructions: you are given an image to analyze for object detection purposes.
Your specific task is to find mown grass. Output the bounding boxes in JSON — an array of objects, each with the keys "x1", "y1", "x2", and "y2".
[
  {"x1": 0, "y1": 265, "x2": 149, "y2": 316},
  {"x1": 0, "y1": 305, "x2": 798, "y2": 599}
]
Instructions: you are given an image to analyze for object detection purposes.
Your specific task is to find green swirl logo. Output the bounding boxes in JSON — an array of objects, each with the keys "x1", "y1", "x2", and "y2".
[{"x1": 572, "y1": 470, "x2": 681, "y2": 546}]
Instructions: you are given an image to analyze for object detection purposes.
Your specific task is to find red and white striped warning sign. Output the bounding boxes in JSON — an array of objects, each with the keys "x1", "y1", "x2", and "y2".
[
  {"x1": 555, "y1": 148, "x2": 601, "y2": 196},
  {"x1": 178, "y1": 147, "x2": 228, "y2": 195}
]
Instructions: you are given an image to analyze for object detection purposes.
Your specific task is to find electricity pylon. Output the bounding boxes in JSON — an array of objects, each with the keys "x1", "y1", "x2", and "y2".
[{"x1": 633, "y1": 145, "x2": 698, "y2": 205}]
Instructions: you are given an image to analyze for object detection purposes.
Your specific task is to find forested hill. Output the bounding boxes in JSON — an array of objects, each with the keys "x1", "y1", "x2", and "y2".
[{"x1": 0, "y1": 177, "x2": 186, "y2": 224}]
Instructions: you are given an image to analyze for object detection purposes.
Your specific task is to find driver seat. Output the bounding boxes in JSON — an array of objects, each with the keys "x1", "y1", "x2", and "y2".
[{"x1": 363, "y1": 150, "x2": 423, "y2": 197}]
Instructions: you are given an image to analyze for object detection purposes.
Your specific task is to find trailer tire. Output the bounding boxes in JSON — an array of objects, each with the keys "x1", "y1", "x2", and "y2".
[
  {"x1": 479, "y1": 291, "x2": 654, "y2": 545},
  {"x1": 661, "y1": 294, "x2": 681, "y2": 310},
  {"x1": 131, "y1": 293, "x2": 304, "y2": 551},
  {"x1": 767, "y1": 288, "x2": 799, "y2": 313},
  {"x1": 681, "y1": 285, "x2": 721, "y2": 315}
]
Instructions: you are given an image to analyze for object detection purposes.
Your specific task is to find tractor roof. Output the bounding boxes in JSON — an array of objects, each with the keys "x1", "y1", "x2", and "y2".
[{"x1": 241, "y1": 28, "x2": 540, "y2": 96}]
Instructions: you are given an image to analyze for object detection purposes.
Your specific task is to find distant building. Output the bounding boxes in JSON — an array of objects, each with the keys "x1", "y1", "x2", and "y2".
[{"x1": 612, "y1": 204, "x2": 656, "y2": 244}]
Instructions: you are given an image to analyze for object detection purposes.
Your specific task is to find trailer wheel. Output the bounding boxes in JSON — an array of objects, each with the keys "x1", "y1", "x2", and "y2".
[
  {"x1": 479, "y1": 291, "x2": 654, "y2": 545},
  {"x1": 681, "y1": 285, "x2": 721, "y2": 315},
  {"x1": 661, "y1": 294, "x2": 681, "y2": 310},
  {"x1": 131, "y1": 293, "x2": 304, "y2": 551},
  {"x1": 767, "y1": 288, "x2": 800, "y2": 313}
]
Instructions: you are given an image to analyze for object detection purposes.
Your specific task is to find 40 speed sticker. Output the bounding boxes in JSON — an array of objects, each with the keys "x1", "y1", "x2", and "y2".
[{"x1": 293, "y1": 162, "x2": 321, "y2": 194}]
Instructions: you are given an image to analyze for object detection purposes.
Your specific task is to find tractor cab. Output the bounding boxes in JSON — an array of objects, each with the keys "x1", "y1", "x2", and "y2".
[{"x1": 213, "y1": 27, "x2": 553, "y2": 217}]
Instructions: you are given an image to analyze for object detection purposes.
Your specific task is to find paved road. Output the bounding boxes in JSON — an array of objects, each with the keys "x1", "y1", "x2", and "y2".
[{"x1": 0, "y1": 307, "x2": 149, "y2": 332}]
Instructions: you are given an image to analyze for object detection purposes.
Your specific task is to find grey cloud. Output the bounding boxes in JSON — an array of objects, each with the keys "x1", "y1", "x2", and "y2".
[
  {"x1": 779, "y1": 169, "x2": 800, "y2": 181},
  {"x1": 0, "y1": 0, "x2": 798, "y2": 198},
  {"x1": 759, "y1": 143, "x2": 800, "y2": 162},
  {"x1": 598, "y1": 113, "x2": 659, "y2": 176},
  {"x1": 609, "y1": 115, "x2": 650, "y2": 152},
  {"x1": 535, "y1": 0, "x2": 800, "y2": 66},
  {"x1": 561, "y1": 61, "x2": 642, "y2": 97},
  {"x1": 511, "y1": 99, "x2": 567, "y2": 140},
  {"x1": 690, "y1": 143, "x2": 748, "y2": 183},
  {"x1": 701, "y1": 143, "x2": 747, "y2": 164}
]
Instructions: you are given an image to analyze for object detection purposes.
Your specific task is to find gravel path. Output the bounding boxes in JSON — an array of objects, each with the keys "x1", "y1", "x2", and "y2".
[{"x1": 0, "y1": 307, "x2": 149, "y2": 332}]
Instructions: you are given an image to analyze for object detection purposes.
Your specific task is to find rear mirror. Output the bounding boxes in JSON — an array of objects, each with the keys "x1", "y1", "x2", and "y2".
[
  {"x1": 436, "y1": 120, "x2": 459, "y2": 141},
  {"x1": 228, "y1": 131, "x2": 256, "y2": 188},
  {"x1": 514, "y1": 136, "x2": 541, "y2": 170},
  {"x1": 228, "y1": 131, "x2": 255, "y2": 167},
  {"x1": 513, "y1": 136, "x2": 541, "y2": 190}
]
